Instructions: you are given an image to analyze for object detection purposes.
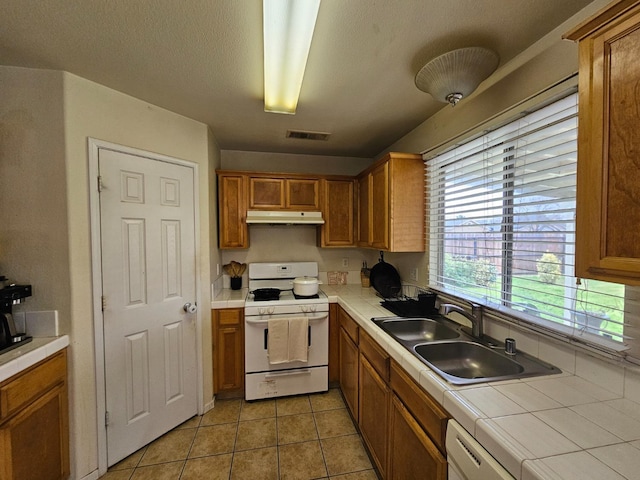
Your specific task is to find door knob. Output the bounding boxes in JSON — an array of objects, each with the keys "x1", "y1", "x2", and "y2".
[{"x1": 183, "y1": 303, "x2": 197, "y2": 313}]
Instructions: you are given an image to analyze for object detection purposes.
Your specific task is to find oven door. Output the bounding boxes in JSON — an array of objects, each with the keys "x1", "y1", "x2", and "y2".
[{"x1": 244, "y1": 312, "x2": 329, "y2": 373}]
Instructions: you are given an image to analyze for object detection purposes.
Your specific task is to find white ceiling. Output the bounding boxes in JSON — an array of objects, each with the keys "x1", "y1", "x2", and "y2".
[{"x1": 0, "y1": 0, "x2": 593, "y2": 158}]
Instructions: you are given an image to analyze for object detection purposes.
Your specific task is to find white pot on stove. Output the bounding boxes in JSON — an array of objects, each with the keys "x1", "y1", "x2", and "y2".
[{"x1": 291, "y1": 276, "x2": 322, "y2": 296}]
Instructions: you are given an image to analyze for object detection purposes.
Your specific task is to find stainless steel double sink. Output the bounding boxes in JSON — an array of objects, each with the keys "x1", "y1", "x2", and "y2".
[{"x1": 373, "y1": 315, "x2": 561, "y2": 385}]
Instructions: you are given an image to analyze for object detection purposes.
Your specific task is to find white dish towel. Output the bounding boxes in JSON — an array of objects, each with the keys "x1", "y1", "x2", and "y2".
[
  {"x1": 267, "y1": 318, "x2": 289, "y2": 364},
  {"x1": 288, "y1": 317, "x2": 309, "y2": 363},
  {"x1": 267, "y1": 317, "x2": 309, "y2": 364}
]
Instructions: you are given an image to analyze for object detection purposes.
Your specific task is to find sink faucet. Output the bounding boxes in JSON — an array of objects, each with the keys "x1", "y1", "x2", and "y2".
[{"x1": 439, "y1": 302, "x2": 484, "y2": 338}]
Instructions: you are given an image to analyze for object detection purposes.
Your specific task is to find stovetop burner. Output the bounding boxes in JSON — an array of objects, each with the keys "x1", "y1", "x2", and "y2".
[{"x1": 293, "y1": 293, "x2": 319, "y2": 300}]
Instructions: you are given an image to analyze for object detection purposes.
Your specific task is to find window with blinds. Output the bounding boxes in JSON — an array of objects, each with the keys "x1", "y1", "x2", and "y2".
[{"x1": 427, "y1": 92, "x2": 628, "y2": 350}]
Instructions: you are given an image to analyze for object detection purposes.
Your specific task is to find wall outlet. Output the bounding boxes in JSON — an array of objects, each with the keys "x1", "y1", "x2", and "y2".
[
  {"x1": 410, "y1": 268, "x2": 419, "y2": 281},
  {"x1": 342, "y1": 258, "x2": 349, "y2": 268}
]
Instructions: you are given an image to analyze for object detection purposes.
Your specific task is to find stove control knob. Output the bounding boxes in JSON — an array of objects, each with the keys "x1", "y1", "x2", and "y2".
[
  {"x1": 268, "y1": 307, "x2": 275, "y2": 314},
  {"x1": 300, "y1": 305, "x2": 309, "y2": 313},
  {"x1": 309, "y1": 305, "x2": 317, "y2": 313},
  {"x1": 259, "y1": 307, "x2": 267, "y2": 315}
]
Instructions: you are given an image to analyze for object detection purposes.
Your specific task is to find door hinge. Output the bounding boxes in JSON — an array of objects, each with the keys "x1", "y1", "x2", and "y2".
[
  {"x1": 105, "y1": 411, "x2": 110, "y2": 427},
  {"x1": 101, "y1": 295, "x2": 107, "y2": 311},
  {"x1": 97, "y1": 175, "x2": 104, "y2": 192}
]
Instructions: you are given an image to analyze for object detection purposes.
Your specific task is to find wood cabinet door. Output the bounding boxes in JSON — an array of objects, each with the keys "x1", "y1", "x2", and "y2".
[
  {"x1": 390, "y1": 360, "x2": 448, "y2": 453},
  {"x1": 287, "y1": 179, "x2": 319, "y2": 209},
  {"x1": 213, "y1": 309, "x2": 245, "y2": 395},
  {"x1": 339, "y1": 327, "x2": 359, "y2": 420},
  {"x1": 370, "y1": 162, "x2": 389, "y2": 250},
  {"x1": 388, "y1": 394, "x2": 447, "y2": 480},
  {"x1": 359, "y1": 354, "x2": 390, "y2": 477},
  {"x1": 570, "y1": 4, "x2": 640, "y2": 284},
  {"x1": 357, "y1": 174, "x2": 371, "y2": 247},
  {"x1": 320, "y1": 179, "x2": 355, "y2": 247},
  {"x1": 328, "y1": 304, "x2": 340, "y2": 385},
  {"x1": 218, "y1": 174, "x2": 248, "y2": 249},
  {"x1": 0, "y1": 385, "x2": 70, "y2": 480},
  {"x1": 250, "y1": 177, "x2": 285, "y2": 209}
]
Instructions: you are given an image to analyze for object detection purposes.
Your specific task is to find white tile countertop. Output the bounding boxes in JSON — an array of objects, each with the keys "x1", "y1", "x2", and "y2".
[
  {"x1": 213, "y1": 284, "x2": 640, "y2": 480},
  {"x1": 0, "y1": 335, "x2": 70, "y2": 383}
]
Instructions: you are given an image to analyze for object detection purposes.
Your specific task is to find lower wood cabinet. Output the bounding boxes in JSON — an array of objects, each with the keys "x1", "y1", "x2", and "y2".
[
  {"x1": 359, "y1": 354, "x2": 390, "y2": 477},
  {"x1": 336, "y1": 307, "x2": 448, "y2": 480},
  {"x1": 328, "y1": 304, "x2": 340, "y2": 385},
  {"x1": 339, "y1": 326, "x2": 359, "y2": 420},
  {"x1": 388, "y1": 394, "x2": 447, "y2": 480},
  {"x1": 0, "y1": 349, "x2": 69, "y2": 480},
  {"x1": 213, "y1": 308, "x2": 245, "y2": 397}
]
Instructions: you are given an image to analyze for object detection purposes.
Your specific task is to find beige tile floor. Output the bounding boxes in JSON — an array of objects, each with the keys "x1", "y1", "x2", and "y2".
[{"x1": 101, "y1": 388, "x2": 380, "y2": 480}]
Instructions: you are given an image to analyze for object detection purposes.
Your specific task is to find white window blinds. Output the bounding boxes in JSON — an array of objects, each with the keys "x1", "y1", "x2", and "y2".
[{"x1": 427, "y1": 93, "x2": 629, "y2": 350}]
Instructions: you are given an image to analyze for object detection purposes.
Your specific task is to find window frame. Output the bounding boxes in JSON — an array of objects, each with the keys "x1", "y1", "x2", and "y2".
[{"x1": 425, "y1": 91, "x2": 629, "y2": 356}]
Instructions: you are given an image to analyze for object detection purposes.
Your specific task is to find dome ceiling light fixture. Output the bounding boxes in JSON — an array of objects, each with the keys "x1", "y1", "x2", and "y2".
[{"x1": 415, "y1": 47, "x2": 499, "y2": 106}]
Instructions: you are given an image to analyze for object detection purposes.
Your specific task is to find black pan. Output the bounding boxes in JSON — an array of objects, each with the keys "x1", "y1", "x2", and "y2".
[
  {"x1": 369, "y1": 251, "x2": 402, "y2": 299},
  {"x1": 249, "y1": 287, "x2": 292, "y2": 300}
]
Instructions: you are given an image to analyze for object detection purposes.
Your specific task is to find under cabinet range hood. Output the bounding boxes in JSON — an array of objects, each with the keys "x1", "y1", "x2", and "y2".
[{"x1": 245, "y1": 210, "x2": 325, "y2": 225}]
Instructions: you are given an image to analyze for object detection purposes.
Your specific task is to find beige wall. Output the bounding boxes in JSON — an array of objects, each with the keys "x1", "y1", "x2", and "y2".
[
  {"x1": 0, "y1": 65, "x2": 217, "y2": 479},
  {"x1": 221, "y1": 149, "x2": 372, "y2": 176},
  {"x1": 0, "y1": 67, "x2": 71, "y2": 324},
  {"x1": 63, "y1": 72, "x2": 216, "y2": 478}
]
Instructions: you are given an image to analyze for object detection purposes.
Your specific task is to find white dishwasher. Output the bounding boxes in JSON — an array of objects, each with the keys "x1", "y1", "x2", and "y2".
[{"x1": 446, "y1": 420, "x2": 515, "y2": 480}]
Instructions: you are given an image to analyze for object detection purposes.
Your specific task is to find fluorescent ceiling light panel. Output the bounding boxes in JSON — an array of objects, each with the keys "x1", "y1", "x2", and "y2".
[{"x1": 263, "y1": 0, "x2": 321, "y2": 114}]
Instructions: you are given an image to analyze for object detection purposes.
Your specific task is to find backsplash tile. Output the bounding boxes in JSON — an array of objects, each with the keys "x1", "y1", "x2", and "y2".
[
  {"x1": 25, "y1": 310, "x2": 59, "y2": 337},
  {"x1": 538, "y1": 339, "x2": 576, "y2": 374},
  {"x1": 509, "y1": 328, "x2": 540, "y2": 357}
]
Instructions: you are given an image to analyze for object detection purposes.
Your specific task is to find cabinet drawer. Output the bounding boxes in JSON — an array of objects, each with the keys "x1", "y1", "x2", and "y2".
[
  {"x1": 338, "y1": 307, "x2": 359, "y2": 344},
  {"x1": 359, "y1": 329, "x2": 389, "y2": 382},
  {"x1": 0, "y1": 350, "x2": 67, "y2": 422},
  {"x1": 216, "y1": 308, "x2": 243, "y2": 326},
  {"x1": 390, "y1": 359, "x2": 449, "y2": 453}
]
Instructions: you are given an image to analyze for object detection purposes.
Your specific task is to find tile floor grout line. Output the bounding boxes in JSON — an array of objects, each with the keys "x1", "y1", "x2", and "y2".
[
  {"x1": 178, "y1": 417, "x2": 201, "y2": 479},
  {"x1": 103, "y1": 389, "x2": 379, "y2": 479}
]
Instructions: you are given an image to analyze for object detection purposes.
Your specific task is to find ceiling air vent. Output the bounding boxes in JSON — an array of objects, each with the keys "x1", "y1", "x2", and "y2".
[{"x1": 286, "y1": 130, "x2": 331, "y2": 141}]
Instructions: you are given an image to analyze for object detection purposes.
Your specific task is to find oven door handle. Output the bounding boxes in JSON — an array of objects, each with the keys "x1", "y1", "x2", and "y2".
[
  {"x1": 263, "y1": 325, "x2": 313, "y2": 349},
  {"x1": 245, "y1": 313, "x2": 328, "y2": 325},
  {"x1": 264, "y1": 369, "x2": 312, "y2": 379}
]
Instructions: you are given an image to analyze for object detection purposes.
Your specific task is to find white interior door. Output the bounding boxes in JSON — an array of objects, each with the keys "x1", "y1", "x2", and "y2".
[{"x1": 99, "y1": 148, "x2": 198, "y2": 466}]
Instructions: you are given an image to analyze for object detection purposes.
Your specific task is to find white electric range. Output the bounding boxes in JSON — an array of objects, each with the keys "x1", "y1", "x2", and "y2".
[{"x1": 244, "y1": 262, "x2": 329, "y2": 400}]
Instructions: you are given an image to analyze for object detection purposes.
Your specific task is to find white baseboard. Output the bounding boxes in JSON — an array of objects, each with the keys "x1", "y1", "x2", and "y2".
[{"x1": 203, "y1": 397, "x2": 215, "y2": 414}]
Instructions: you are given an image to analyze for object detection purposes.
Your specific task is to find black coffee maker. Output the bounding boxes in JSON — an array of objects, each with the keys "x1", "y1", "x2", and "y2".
[{"x1": 0, "y1": 284, "x2": 33, "y2": 354}]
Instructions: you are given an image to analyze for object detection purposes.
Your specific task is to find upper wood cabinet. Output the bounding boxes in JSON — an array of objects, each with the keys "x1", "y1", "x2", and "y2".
[
  {"x1": 249, "y1": 176, "x2": 320, "y2": 210},
  {"x1": 217, "y1": 173, "x2": 248, "y2": 249},
  {"x1": 357, "y1": 152, "x2": 425, "y2": 252},
  {"x1": 319, "y1": 178, "x2": 356, "y2": 247},
  {"x1": 217, "y1": 170, "x2": 356, "y2": 249},
  {"x1": 565, "y1": 0, "x2": 640, "y2": 284}
]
